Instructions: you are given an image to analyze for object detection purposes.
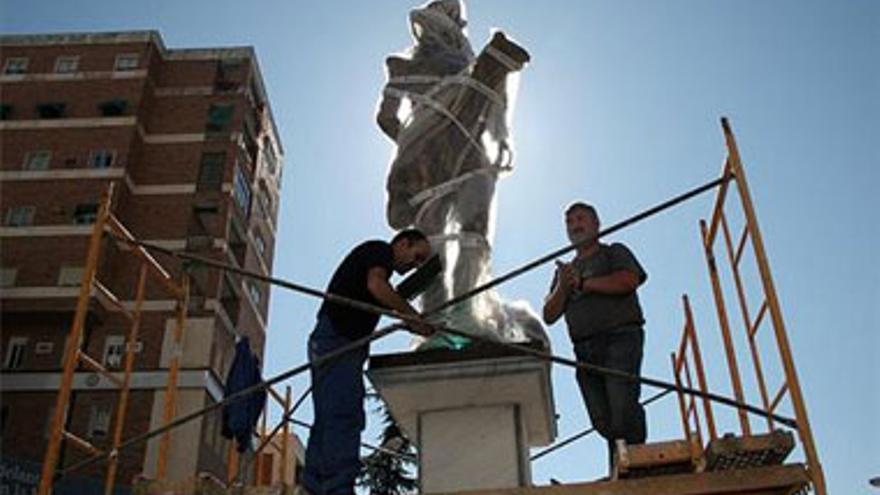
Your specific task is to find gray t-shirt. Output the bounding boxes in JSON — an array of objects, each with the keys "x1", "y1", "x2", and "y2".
[{"x1": 552, "y1": 243, "x2": 647, "y2": 342}]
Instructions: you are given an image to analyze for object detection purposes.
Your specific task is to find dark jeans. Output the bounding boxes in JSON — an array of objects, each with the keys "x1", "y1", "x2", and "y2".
[
  {"x1": 303, "y1": 315, "x2": 368, "y2": 495},
  {"x1": 573, "y1": 326, "x2": 647, "y2": 473}
]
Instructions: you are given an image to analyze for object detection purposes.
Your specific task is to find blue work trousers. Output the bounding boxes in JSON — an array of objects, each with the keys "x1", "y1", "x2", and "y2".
[
  {"x1": 573, "y1": 326, "x2": 647, "y2": 474},
  {"x1": 302, "y1": 315, "x2": 368, "y2": 495}
]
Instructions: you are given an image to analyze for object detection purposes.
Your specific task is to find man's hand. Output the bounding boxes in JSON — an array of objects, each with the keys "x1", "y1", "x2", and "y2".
[
  {"x1": 366, "y1": 266, "x2": 435, "y2": 337},
  {"x1": 555, "y1": 261, "x2": 581, "y2": 293},
  {"x1": 544, "y1": 260, "x2": 576, "y2": 325},
  {"x1": 407, "y1": 318, "x2": 435, "y2": 337}
]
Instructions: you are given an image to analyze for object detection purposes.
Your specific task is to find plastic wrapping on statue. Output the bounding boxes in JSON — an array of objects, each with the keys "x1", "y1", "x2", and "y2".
[{"x1": 379, "y1": 0, "x2": 548, "y2": 350}]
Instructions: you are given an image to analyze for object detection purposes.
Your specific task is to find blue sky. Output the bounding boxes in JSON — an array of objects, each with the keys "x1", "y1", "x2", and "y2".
[{"x1": 3, "y1": 1, "x2": 877, "y2": 492}]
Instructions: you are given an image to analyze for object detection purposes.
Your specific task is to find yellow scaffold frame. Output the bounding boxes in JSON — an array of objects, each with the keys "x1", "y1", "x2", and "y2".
[{"x1": 38, "y1": 183, "x2": 190, "y2": 495}]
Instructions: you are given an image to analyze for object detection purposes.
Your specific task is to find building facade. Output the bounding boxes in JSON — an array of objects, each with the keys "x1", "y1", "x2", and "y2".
[{"x1": 0, "y1": 30, "x2": 284, "y2": 492}]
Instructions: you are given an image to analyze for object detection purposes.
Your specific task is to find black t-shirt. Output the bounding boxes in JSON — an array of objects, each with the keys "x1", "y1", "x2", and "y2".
[{"x1": 318, "y1": 240, "x2": 394, "y2": 340}]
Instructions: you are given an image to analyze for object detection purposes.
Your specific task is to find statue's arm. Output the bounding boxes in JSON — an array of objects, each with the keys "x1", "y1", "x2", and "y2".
[
  {"x1": 377, "y1": 56, "x2": 410, "y2": 141},
  {"x1": 376, "y1": 90, "x2": 402, "y2": 141}
]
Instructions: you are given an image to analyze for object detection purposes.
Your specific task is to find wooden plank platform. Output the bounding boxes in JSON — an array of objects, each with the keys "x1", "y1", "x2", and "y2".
[
  {"x1": 440, "y1": 463, "x2": 810, "y2": 495},
  {"x1": 615, "y1": 437, "x2": 702, "y2": 479},
  {"x1": 705, "y1": 430, "x2": 795, "y2": 472}
]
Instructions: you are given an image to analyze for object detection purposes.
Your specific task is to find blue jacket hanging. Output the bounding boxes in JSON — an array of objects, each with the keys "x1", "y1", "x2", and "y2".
[{"x1": 221, "y1": 336, "x2": 267, "y2": 452}]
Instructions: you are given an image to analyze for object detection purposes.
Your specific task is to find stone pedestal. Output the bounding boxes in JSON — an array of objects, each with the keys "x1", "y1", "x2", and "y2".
[{"x1": 368, "y1": 342, "x2": 556, "y2": 494}]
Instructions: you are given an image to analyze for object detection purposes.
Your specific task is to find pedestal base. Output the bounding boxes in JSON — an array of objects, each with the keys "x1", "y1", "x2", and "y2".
[
  {"x1": 421, "y1": 405, "x2": 528, "y2": 492},
  {"x1": 368, "y1": 342, "x2": 556, "y2": 494}
]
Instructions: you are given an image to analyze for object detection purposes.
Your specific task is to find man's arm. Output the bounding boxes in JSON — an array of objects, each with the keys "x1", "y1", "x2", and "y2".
[
  {"x1": 583, "y1": 244, "x2": 646, "y2": 295},
  {"x1": 543, "y1": 262, "x2": 577, "y2": 325},
  {"x1": 366, "y1": 266, "x2": 433, "y2": 336},
  {"x1": 376, "y1": 57, "x2": 407, "y2": 141},
  {"x1": 581, "y1": 269, "x2": 640, "y2": 295},
  {"x1": 543, "y1": 281, "x2": 567, "y2": 325}
]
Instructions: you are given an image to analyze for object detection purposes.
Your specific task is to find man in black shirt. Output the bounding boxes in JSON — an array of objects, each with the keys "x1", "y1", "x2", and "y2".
[
  {"x1": 303, "y1": 229, "x2": 433, "y2": 495},
  {"x1": 543, "y1": 202, "x2": 648, "y2": 476}
]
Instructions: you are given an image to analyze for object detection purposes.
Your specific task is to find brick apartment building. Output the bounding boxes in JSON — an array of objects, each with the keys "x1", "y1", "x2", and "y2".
[{"x1": 0, "y1": 30, "x2": 284, "y2": 492}]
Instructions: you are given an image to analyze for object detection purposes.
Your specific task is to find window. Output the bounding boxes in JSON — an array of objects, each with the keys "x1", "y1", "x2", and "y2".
[
  {"x1": 5, "y1": 206, "x2": 35, "y2": 227},
  {"x1": 98, "y1": 99, "x2": 127, "y2": 117},
  {"x1": 220, "y1": 274, "x2": 241, "y2": 322},
  {"x1": 73, "y1": 203, "x2": 99, "y2": 224},
  {"x1": 247, "y1": 282, "x2": 261, "y2": 305},
  {"x1": 1, "y1": 405, "x2": 8, "y2": 436},
  {"x1": 58, "y1": 266, "x2": 85, "y2": 286},
  {"x1": 114, "y1": 53, "x2": 139, "y2": 71},
  {"x1": 0, "y1": 104, "x2": 11, "y2": 120},
  {"x1": 256, "y1": 194, "x2": 273, "y2": 222},
  {"x1": 89, "y1": 150, "x2": 115, "y2": 168},
  {"x1": 215, "y1": 60, "x2": 242, "y2": 92},
  {"x1": 23, "y1": 150, "x2": 52, "y2": 171},
  {"x1": 36, "y1": 102, "x2": 66, "y2": 119},
  {"x1": 188, "y1": 202, "x2": 220, "y2": 250},
  {"x1": 3, "y1": 57, "x2": 27, "y2": 75},
  {"x1": 54, "y1": 56, "x2": 79, "y2": 74},
  {"x1": 103, "y1": 335, "x2": 125, "y2": 369},
  {"x1": 87, "y1": 404, "x2": 111, "y2": 438},
  {"x1": 206, "y1": 104, "x2": 235, "y2": 133},
  {"x1": 0, "y1": 268, "x2": 17, "y2": 287},
  {"x1": 254, "y1": 232, "x2": 266, "y2": 256},
  {"x1": 262, "y1": 137, "x2": 278, "y2": 175},
  {"x1": 233, "y1": 166, "x2": 251, "y2": 216},
  {"x1": 192, "y1": 202, "x2": 219, "y2": 216},
  {"x1": 218, "y1": 59, "x2": 243, "y2": 76},
  {"x1": 197, "y1": 152, "x2": 226, "y2": 191},
  {"x1": 4, "y1": 337, "x2": 27, "y2": 370}
]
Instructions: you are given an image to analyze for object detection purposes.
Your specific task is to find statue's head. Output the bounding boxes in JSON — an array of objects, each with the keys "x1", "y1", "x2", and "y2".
[
  {"x1": 408, "y1": 0, "x2": 475, "y2": 67},
  {"x1": 426, "y1": 0, "x2": 467, "y2": 28}
]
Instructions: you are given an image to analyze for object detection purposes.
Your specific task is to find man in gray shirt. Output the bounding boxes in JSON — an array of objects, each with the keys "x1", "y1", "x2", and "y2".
[{"x1": 543, "y1": 202, "x2": 648, "y2": 475}]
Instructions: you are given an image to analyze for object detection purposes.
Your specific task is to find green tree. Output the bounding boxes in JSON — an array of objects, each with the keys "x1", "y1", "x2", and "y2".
[{"x1": 357, "y1": 397, "x2": 418, "y2": 495}]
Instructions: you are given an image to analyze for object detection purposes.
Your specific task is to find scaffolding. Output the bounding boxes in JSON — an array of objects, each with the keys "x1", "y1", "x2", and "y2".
[
  {"x1": 670, "y1": 295, "x2": 715, "y2": 464},
  {"x1": 32, "y1": 118, "x2": 824, "y2": 495},
  {"x1": 668, "y1": 117, "x2": 825, "y2": 494},
  {"x1": 226, "y1": 384, "x2": 296, "y2": 487},
  {"x1": 37, "y1": 183, "x2": 191, "y2": 495}
]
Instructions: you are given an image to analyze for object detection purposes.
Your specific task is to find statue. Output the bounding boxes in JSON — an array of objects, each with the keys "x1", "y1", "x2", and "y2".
[{"x1": 377, "y1": 0, "x2": 546, "y2": 348}]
